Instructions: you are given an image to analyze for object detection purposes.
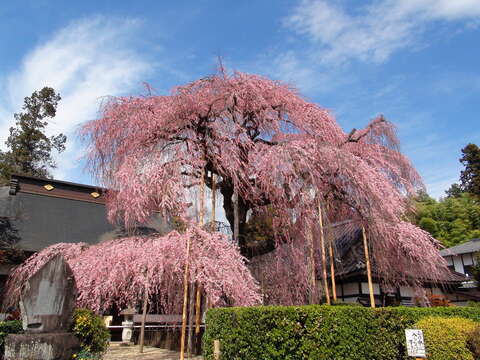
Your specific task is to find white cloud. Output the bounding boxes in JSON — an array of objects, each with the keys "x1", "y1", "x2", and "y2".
[
  {"x1": 0, "y1": 16, "x2": 151, "y2": 180},
  {"x1": 425, "y1": 176, "x2": 458, "y2": 200},
  {"x1": 398, "y1": 0, "x2": 480, "y2": 20},
  {"x1": 284, "y1": 0, "x2": 480, "y2": 64},
  {"x1": 259, "y1": 51, "x2": 321, "y2": 92}
]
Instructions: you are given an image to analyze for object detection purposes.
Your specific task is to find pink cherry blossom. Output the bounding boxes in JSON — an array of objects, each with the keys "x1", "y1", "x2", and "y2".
[
  {"x1": 80, "y1": 69, "x2": 449, "y2": 303},
  {"x1": 8, "y1": 69, "x2": 451, "y2": 307},
  {"x1": 6, "y1": 226, "x2": 260, "y2": 312}
]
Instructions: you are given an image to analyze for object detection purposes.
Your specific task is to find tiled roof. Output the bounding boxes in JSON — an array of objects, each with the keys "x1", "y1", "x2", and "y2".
[
  {"x1": 440, "y1": 239, "x2": 480, "y2": 256},
  {"x1": 249, "y1": 226, "x2": 466, "y2": 284},
  {"x1": 330, "y1": 228, "x2": 466, "y2": 283}
]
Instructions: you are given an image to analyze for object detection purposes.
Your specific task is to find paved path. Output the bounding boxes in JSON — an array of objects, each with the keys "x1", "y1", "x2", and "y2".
[{"x1": 104, "y1": 343, "x2": 203, "y2": 360}]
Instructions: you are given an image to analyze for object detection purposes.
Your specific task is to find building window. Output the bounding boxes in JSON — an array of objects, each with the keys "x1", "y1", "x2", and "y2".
[{"x1": 463, "y1": 265, "x2": 474, "y2": 277}]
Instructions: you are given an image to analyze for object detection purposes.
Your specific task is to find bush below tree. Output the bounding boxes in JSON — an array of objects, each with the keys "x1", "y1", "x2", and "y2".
[
  {"x1": 467, "y1": 325, "x2": 480, "y2": 360},
  {"x1": 72, "y1": 308, "x2": 110, "y2": 356},
  {"x1": 415, "y1": 316, "x2": 477, "y2": 360},
  {"x1": 203, "y1": 305, "x2": 480, "y2": 360},
  {"x1": 0, "y1": 310, "x2": 109, "y2": 359},
  {"x1": 0, "y1": 320, "x2": 22, "y2": 359}
]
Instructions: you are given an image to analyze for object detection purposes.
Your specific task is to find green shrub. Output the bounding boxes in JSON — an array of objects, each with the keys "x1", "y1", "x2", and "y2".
[
  {"x1": 331, "y1": 301, "x2": 362, "y2": 306},
  {"x1": 203, "y1": 305, "x2": 480, "y2": 360},
  {"x1": 72, "y1": 309, "x2": 110, "y2": 355},
  {"x1": 467, "y1": 325, "x2": 480, "y2": 360},
  {"x1": 416, "y1": 317, "x2": 476, "y2": 360},
  {"x1": 73, "y1": 349, "x2": 103, "y2": 360},
  {"x1": 0, "y1": 320, "x2": 22, "y2": 356}
]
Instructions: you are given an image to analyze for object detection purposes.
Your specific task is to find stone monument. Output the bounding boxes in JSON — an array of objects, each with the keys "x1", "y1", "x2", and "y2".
[{"x1": 4, "y1": 255, "x2": 81, "y2": 360}]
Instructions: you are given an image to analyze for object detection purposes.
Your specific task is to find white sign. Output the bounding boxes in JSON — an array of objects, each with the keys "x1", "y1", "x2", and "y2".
[{"x1": 405, "y1": 329, "x2": 426, "y2": 358}]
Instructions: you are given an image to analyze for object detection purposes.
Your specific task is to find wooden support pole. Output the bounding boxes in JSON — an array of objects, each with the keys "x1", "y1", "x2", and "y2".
[
  {"x1": 187, "y1": 281, "x2": 195, "y2": 357},
  {"x1": 233, "y1": 185, "x2": 239, "y2": 245},
  {"x1": 194, "y1": 169, "x2": 205, "y2": 336},
  {"x1": 180, "y1": 236, "x2": 191, "y2": 360},
  {"x1": 362, "y1": 226, "x2": 375, "y2": 308},
  {"x1": 139, "y1": 284, "x2": 148, "y2": 353},
  {"x1": 199, "y1": 168, "x2": 205, "y2": 226},
  {"x1": 211, "y1": 173, "x2": 216, "y2": 231},
  {"x1": 328, "y1": 234, "x2": 337, "y2": 303},
  {"x1": 204, "y1": 173, "x2": 216, "y2": 312},
  {"x1": 318, "y1": 204, "x2": 330, "y2": 305},
  {"x1": 195, "y1": 283, "x2": 202, "y2": 335},
  {"x1": 307, "y1": 224, "x2": 316, "y2": 304},
  {"x1": 213, "y1": 339, "x2": 221, "y2": 360}
]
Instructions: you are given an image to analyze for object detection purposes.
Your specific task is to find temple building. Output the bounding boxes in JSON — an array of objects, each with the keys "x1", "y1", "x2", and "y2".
[
  {"x1": 0, "y1": 174, "x2": 113, "y2": 299},
  {"x1": 330, "y1": 229, "x2": 477, "y2": 306},
  {"x1": 440, "y1": 238, "x2": 480, "y2": 304},
  {"x1": 0, "y1": 174, "x2": 477, "y2": 308},
  {"x1": 0, "y1": 174, "x2": 169, "y2": 303}
]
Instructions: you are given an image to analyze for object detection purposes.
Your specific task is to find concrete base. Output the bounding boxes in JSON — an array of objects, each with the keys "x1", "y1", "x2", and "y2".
[{"x1": 4, "y1": 333, "x2": 81, "y2": 360}]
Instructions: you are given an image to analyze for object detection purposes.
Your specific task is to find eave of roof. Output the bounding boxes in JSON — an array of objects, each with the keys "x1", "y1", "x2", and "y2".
[
  {"x1": 11, "y1": 173, "x2": 105, "y2": 191},
  {"x1": 9, "y1": 174, "x2": 106, "y2": 205},
  {"x1": 439, "y1": 239, "x2": 480, "y2": 256}
]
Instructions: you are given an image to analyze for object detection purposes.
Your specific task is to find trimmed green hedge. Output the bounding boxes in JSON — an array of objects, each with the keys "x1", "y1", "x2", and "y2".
[
  {"x1": 203, "y1": 305, "x2": 480, "y2": 360},
  {"x1": 416, "y1": 317, "x2": 477, "y2": 360}
]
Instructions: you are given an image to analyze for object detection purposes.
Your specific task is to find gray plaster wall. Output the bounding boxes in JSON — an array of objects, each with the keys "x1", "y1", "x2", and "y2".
[
  {"x1": 0, "y1": 186, "x2": 172, "y2": 252},
  {"x1": 0, "y1": 187, "x2": 115, "y2": 251}
]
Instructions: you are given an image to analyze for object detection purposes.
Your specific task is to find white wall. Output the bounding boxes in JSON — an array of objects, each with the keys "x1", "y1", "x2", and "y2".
[
  {"x1": 452, "y1": 255, "x2": 464, "y2": 273},
  {"x1": 445, "y1": 252, "x2": 478, "y2": 274},
  {"x1": 400, "y1": 286, "x2": 414, "y2": 298},
  {"x1": 361, "y1": 282, "x2": 380, "y2": 295},
  {"x1": 342, "y1": 283, "x2": 359, "y2": 296},
  {"x1": 463, "y1": 253, "x2": 474, "y2": 266},
  {"x1": 431, "y1": 287, "x2": 443, "y2": 296},
  {"x1": 336, "y1": 284, "x2": 342, "y2": 298},
  {"x1": 445, "y1": 256, "x2": 453, "y2": 266}
]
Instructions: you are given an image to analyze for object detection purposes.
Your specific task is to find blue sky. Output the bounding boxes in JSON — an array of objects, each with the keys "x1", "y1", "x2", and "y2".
[{"x1": 0, "y1": 0, "x2": 479, "y2": 198}]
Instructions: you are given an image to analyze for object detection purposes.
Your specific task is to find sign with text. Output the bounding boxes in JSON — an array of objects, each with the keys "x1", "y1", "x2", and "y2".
[{"x1": 405, "y1": 329, "x2": 426, "y2": 358}]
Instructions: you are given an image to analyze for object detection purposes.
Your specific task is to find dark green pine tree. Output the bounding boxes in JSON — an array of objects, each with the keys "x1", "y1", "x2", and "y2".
[
  {"x1": 0, "y1": 87, "x2": 66, "y2": 183},
  {"x1": 459, "y1": 143, "x2": 480, "y2": 197},
  {"x1": 445, "y1": 183, "x2": 463, "y2": 198}
]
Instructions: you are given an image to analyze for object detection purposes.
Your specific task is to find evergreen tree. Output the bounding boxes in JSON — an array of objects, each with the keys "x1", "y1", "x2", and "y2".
[
  {"x1": 0, "y1": 87, "x2": 66, "y2": 183},
  {"x1": 445, "y1": 183, "x2": 463, "y2": 198},
  {"x1": 412, "y1": 193, "x2": 480, "y2": 247},
  {"x1": 459, "y1": 143, "x2": 480, "y2": 196}
]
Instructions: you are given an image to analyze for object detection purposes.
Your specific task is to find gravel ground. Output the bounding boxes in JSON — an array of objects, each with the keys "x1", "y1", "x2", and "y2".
[{"x1": 104, "y1": 343, "x2": 203, "y2": 360}]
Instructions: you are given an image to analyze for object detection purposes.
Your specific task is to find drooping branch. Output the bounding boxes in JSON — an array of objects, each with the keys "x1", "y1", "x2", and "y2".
[
  {"x1": 79, "y1": 68, "x2": 449, "y2": 304},
  {"x1": 6, "y1": 226, "x2": 261, "y2": 312}
]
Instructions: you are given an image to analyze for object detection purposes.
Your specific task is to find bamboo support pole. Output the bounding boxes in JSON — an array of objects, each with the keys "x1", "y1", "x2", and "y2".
[
  {"x1": 180, "y1": 236, "x2": 192, "y2": 360},
  {"x1": 233, "y1": 185, "x2": 239, "y2": 245},
  {"x1": 211, "y1": 173, "x2": 216, "y2": 231},
  {"x1": 193, "y1": 168, "x2": 206, "y2": 339},
  {"x1": 199, "y1": 168, "x2": 205, "y2": 226},
  {"x1": 318, "y1": 204, "x2": 330, "y2": 305},
  {"x1": 213, "y1": 340, "x2": 221, "y2": 360},
  {"x1": 187, "y1": 281, "x2": 195, "y2": 357},
  {"x1": 328, "y1": 234, "x2": 337, "y2": 303},
  {"x1": 139, "y1": 285, "x2": 148, "y2": 353},
  {"x1": 194, "y1": 169, "x2": 205, "y2": 335},
  {"x1": 307, "y1": 224, "x2": 316, "y2": 304},
  {"x1": 203, "y1": 174, "x2": 216, "y2": 312},
  {"x1": 195, "y1": 283, "x2": 202, "y2": 335},
  {"x1": 362, "y1": 226, "x2": 375, "y2": 308}
]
